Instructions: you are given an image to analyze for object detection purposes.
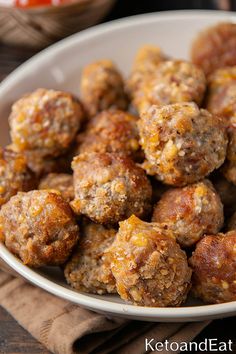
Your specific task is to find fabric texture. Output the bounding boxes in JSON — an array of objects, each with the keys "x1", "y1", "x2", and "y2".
[{"x1": 0, "y1": 261, "x2": 210, "y2": 354}]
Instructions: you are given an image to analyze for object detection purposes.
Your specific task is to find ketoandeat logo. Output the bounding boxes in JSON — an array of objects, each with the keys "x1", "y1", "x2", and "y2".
[{"x1": 145, "y1": 338, "x2": 233, "y2": 352}]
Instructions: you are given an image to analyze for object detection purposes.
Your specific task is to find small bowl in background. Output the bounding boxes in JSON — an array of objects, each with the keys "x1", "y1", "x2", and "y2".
[{"x1": 0, "y1": 0, "x2": 115, "y2": 48}]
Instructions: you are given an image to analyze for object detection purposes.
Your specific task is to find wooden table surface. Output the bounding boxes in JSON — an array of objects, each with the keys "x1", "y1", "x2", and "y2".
[{"x1": 1, "y1": 2, "x2": 236, "y2": 352}]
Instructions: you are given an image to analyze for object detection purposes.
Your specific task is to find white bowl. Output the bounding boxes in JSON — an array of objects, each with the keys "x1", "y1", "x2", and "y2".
[{"x1": 0, "y1": 10, "x2": 236, "y2": 322}]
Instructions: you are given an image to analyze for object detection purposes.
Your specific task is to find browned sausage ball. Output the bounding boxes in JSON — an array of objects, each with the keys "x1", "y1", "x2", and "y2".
[
  {"x1": 126, "y1": 45, "x2": 166, "y2": 103},
  {"x1": 70, "y1": 152, "x2": 152, "y2": 224},
  {"x1": 0, "y1": 190, "x2": 79, "y2": 267},
  {"x1": 81, "y1": 60, "x2": 128, "y2": 118},
  {"x1": 0, "y1": 148, "x2": 35, "y2": 207},
  {"x1": 222, "y1": 126, "x2": 236, "y2": 185},
  {"x1": 75, "y1": 110, "x2": 143, "y2": 161},
  {"x1": 152, "y1": 180, "x2": 224, "y2": 247},
  {"x1": 191, "y1": 22, "x2": 236, "y2": 77},
  {"x1": 211, "y1": 172, "x2": 236, "y2": 217},
  {"x1": 206, "y1": 67, "x2": 236, "y2": 125},
  {"x1": 138, "y1": 102, "x2": 228, "y2": 186},
  {"x1": 64, "y1": 219, "x2": 116, "y2": 294},
  {"x1": 189, "y1": 232, "x2": 236, "y2": 304},
  {"x1": 9, "y1": 88, "x2": 84, "y2": 158},
  {"x1": 205, "y1": 67, "x2": 236, "y2": 186},
  {"x1": 39, "y1": 173, "x2": 74, "y2": 202},
  {"x1": 133, "y1": 60, "x2": 206, "y2": 114},
  {"x1": 104, "y1": 215, "x2": 192, "y2": 307}
]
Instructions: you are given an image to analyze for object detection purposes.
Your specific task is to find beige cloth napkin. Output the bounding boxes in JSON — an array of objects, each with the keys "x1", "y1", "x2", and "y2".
[{"x1": 0, "y1": 262, "x2": 210, "y2": 354}]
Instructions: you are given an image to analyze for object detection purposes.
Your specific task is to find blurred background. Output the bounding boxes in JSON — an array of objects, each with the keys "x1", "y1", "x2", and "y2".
[{"x1": 0, "y1": 0, "x2": 235, "y2": 81}]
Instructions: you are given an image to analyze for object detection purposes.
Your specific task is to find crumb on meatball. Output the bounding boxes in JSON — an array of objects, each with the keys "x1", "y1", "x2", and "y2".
[
  {"x1": 104, "y1": 215, "x2": 192, "y2": 307},
  {"x1": 39, "y1": 173, "x2": 74, "y2": 202},
  {"x1": 75, "y1": 110, "x2": 143, "y2": 161},
  {"x1": 152, "y1": 180, "x2": 224, "y2": 247},
  {"x1": 70, "y1": 152, "x2": 152, "y2": 224},
  {"x1": 9, "y1": 88, "x2": 84, "y2": 158},
  {"x1": 0, "y1": 190, "x2": 79, "y2": 267},
  {"x1": 64, "y1": 219, "x2": 116, "y2": 294},
  {"x1": 133, "y1": 60, "x2": 206, "y2": 114},
  {"x1": 81, "y1": 60, "x2": 128, "y2": 118},
  {"x1": 189, "y1": 232, "x2": 236, "y2": 304},
  {"x1": 0, "y1": 148, "x2": 35, "y2": 207},
  {"x1": 191, "y1": 22, "x2": 236, "y2": 76},
  {"x1": 138, "y1": 102, "x2": 228, "y2": 186}
]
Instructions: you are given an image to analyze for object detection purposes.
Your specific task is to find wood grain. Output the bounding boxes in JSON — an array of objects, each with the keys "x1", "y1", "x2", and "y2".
[{"x1": 0, "y1": 306, "x2": 50, "y2": 354}]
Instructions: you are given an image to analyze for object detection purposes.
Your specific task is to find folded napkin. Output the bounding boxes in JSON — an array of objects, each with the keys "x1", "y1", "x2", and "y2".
[{"x1": 0, "y1": 261, "x2": 210, "y2": 354}]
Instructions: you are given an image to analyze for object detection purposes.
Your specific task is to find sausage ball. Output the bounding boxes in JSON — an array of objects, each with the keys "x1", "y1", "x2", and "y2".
[
  {"x1": 81, "y1": 60, "x2": 128, "y2": 118},
  {"x1": 127, "y1": 45, "x2": 166, "y2": 102},
  {"x1": 71, "y1": 152, "x2": 152, "y2": 224},
  {"x1": 0, "y1": 148, "x2": 34, "y2": 207},
  {"x1": 189, "y1": 232, "x2": 236, "y2": 304},
  {"x1": 9, "y1": 88, "x2": 84, "y2": 158},
  {"x1": 211, "y1": 173, "x2": 236, "y2": 217},
  {"x1": 64, "y1": 219, "x2": 116, "y2": 294},
  {"x1": 75, "y1": 110, "x2": 143, "y2": 161},
  {"x1": 138, "y1": 102, "x2": 228, "y2": 186},
  {"x1": 0, "y1": 190, "x2": 79, "y2": 267},
  {"x1": 152, "y1": 180, "x2": 224, "y2": 248},
  {"x1": 222, "y1": 126, "x2": 236, "y2": 185},
  {"x1": 191, "y1": 22, "x2": 236, "y2": 76},
  {"x1": 104, "y1": 215, "x2": 192, "y2": 307},
  {"x1": 39, "y1": 173, "x2": 74, "y2": 202},
  {"x1": 206, "y1": 67, "x2": 236, "y2": 126},
  {"x1": 134, "y1": 60, "x2": 206, "y2": 114}
]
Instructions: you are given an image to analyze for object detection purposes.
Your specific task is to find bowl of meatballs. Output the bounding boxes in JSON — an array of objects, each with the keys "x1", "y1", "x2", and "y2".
[{"x1": 0, "y1": 10, "x2": 236, "y2": 322}]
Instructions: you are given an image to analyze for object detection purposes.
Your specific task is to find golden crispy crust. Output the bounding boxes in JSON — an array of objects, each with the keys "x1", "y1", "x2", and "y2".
[
  {"x1": 133, "y1": 60, "x2": 206, "y2": 114},
  {"x1": 9, "y1": 88, "x2": 84, "y2": 157},
  {"x1": 75, "y1": 110, "x2": 143, "y2": 161},
  {"x1": 0, "y1": 148, "x2": 35, "y2": 207},
  {"x1": 0, "y1": 190, "x2": 79, "y2": 267},
  {"x1": 138, "y1": 102, "x2": 228, "y2": 186},
  {"x1": 39, "y1": 173, "x2": 74, "y2": 202},
  {"x1": 191, "y1": 22, "x2": 236, "y2": 76},
  {"x1": 71, "y1": 152, "x2": 152, "y2": 225},
  {"x1": 81, "y1": 60, "x2": 128, "y2": 118},
  {"x1": 104, "y1": 215, "x2": 192, "y2": 307},
  {"x1": 189, "y1": 232, "x2": 236, "y2": 303},
  {"x1": 64, "y1": 219, "x2": 116, "y2": 294},
  {"x1": 152, "y1": 180, "x2": 223, "y2": 247}
]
